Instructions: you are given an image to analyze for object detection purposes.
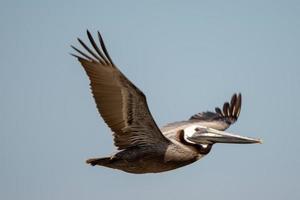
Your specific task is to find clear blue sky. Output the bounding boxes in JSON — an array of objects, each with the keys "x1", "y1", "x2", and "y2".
[{"x1": 1, "y1": 0, "x2": 300, "y2": 199}]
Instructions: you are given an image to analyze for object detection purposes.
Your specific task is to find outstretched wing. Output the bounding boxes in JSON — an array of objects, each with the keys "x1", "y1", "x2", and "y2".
[
  {"x1": 71, "y1": 30, "x2": 169, "y2": 150},
  {"x1": 189, "y1": 93, "x2": 242, "y2": 131}
]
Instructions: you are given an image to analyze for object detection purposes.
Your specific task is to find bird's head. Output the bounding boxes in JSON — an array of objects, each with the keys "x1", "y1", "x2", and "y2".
[
  {"x1": 180, "y1": 125, "x2": 261, "y2": 155},
  {"x1": 185, "y1": 125, "x2": 262, "y2": 145}
]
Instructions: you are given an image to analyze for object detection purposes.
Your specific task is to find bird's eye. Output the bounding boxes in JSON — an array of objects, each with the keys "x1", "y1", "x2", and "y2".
[{"x1": 194, "y1": 127, "x2": 207, "y2": 133}]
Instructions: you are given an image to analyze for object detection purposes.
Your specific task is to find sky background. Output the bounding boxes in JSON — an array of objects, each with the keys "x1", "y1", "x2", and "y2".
[{"x1": 1, "y1": 0, "x2": 300, "y2": 199}]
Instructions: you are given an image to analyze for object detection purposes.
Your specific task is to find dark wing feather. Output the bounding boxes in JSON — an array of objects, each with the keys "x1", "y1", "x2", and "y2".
[
  {"x1": 189, "y1": 93, "x2": 242, "y2": 131},
  {"x1": 71, "y1": 30, "x2": 169, "y2": 150}
]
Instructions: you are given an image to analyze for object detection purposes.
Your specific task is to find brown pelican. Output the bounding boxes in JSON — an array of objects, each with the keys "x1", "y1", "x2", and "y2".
[{"x1": 71, "y1": 30, "x2": 262, "y2": 174}]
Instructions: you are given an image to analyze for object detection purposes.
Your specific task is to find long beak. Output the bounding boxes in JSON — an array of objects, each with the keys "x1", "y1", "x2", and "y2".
[{"x1": 187, "y1": 128, "x2": 262, "y2": 144}]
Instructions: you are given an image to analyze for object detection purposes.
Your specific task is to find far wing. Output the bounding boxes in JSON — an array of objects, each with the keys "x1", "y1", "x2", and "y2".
[{"x1": 189, "y1": 93, "x2": 242, "y2": 131}]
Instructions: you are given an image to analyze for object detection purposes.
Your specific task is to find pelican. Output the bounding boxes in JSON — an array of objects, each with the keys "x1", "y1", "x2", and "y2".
[{"x1": 71, "y1": 30, "x2": 262, "y2": 174}]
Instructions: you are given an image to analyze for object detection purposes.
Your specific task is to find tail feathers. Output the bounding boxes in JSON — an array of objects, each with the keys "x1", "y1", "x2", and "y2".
[{"x1": 86, "y1": 157, "x2": 112, "y2": 166}]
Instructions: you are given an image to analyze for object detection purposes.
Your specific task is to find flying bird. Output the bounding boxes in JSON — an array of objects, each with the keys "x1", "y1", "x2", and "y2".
[{"x1": 71, "y1": 30, "x2": 262, "y2": 174}]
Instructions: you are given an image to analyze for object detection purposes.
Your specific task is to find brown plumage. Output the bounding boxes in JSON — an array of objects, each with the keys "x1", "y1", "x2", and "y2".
[
  {"x1": 71, "y1": 30, "x2": 260, "y2": 174},
  {"x1": 72, "y1": 31, "x2": 168, "y2": 151}
]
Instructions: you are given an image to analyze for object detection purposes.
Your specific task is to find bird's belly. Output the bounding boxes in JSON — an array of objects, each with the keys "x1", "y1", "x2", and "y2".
[
  {"x1": 105, "y1": 147, "x2": 200, "y2": 174},
  {"x1": 110, "y1": 156, "x2": 197, "y2": 174}
]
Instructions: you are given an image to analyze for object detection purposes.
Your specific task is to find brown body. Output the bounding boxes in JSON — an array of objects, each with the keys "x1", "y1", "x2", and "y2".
[{"x1": 87, "y1": 129, "x2": 212, "y2": 173}]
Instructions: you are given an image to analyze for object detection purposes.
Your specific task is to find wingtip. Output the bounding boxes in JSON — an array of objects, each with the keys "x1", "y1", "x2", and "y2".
[
  {"x1": 86, "y1": 29, "x2": 92, "y2": 38},
  {"x1": 220, "y1": 93, "x2": 243, "y2": 121},
  {"x1": 215, "y1": 107, "x2": 223, "y2": 116},
  {"x1": 97, "y1": 31, "x2": 104, "y2": 45},
  {"x1": 97, "y1": 31, "x2": 114, "y2": 65},
  {"x1": 69, "y1": 46, "x2": 80, "y2": 58},
  {"x1": 69, "y1": 52, "x2": 77, "y2": 57},
  {"x1": 69, "y1": 53, "x2": 82, "y2": 60}
]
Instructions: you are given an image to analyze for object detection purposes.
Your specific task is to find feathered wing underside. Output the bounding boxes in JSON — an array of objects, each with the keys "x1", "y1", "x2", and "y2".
[
  {"x1": 71, "y1": 30, "x2": 169, "y2": 150},
  {"x1": 189, "y1": 93, "x2": 242, "y2": 131}
]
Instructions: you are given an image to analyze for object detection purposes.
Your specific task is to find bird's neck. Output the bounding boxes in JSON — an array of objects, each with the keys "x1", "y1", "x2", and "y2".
[{"x1": 178, "y1": 129, "x2": 213, "y2": 155}]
